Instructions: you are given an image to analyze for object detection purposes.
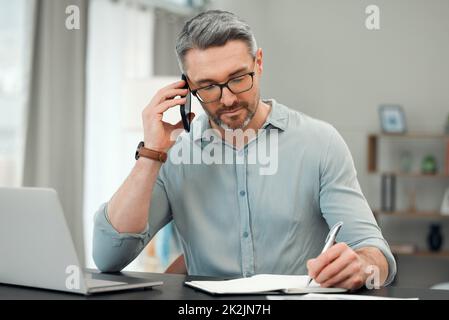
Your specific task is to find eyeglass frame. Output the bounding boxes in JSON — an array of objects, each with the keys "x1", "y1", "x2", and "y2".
[{"x1": 188, "y1": 70, "x2": 256, "y2": 104}]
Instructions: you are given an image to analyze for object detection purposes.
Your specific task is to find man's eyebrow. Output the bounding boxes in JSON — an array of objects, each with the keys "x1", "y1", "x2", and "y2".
[{"x1": 196, "y1": 67, "x2": 249, "y2": 86}]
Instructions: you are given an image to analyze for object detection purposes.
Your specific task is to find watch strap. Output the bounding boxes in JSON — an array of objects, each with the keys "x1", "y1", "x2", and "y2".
[{"x1": 135, "y1": 141, "x2": 167, "y2": 163}]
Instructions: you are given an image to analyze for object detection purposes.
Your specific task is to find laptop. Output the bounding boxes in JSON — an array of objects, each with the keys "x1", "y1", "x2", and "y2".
[{"x1": 0, "y1": 187, "x2": 163, "y2": 295}]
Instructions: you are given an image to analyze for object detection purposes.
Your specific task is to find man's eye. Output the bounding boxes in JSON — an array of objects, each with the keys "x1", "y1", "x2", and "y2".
[
  {"x1": 230, "y1": 76, "x2": 245, "y2": 84},
  {"x1": 202, "y1": 85, "x2": 216, "y2": 91}
]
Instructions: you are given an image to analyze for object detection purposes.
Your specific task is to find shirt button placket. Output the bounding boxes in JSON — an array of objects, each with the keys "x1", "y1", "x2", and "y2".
[{"x1": 236, "y1": 148, "x2": 254, "y2": 277}]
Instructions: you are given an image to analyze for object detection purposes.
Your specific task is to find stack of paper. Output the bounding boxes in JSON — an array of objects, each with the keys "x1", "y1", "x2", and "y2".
[{"x1": 185, "y1": 274, "x2": 347, "y2": 295}]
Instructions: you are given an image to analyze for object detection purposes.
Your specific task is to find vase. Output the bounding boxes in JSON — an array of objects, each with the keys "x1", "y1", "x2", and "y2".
[{"x1": 427, "y1": 224, "x2": 443, "y2": 252}]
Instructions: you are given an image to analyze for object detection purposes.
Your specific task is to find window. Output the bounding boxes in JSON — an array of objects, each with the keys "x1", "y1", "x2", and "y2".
[
  {"x1": 0, "y1": 0, "x2": 34, "y2": 186},
  {"x1": 84, "y1": 0, "x2": 203, "y2": 271}
]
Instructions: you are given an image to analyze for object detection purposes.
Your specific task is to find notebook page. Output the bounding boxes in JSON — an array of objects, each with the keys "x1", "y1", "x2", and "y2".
[{"x1": 185, "y1": 274, "x2": 321, "y2": 294}]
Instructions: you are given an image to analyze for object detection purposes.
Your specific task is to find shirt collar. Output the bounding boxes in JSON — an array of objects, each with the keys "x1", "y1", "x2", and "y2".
[
  {"x1": 192, "y1": 98, "x2": 288, "y2": 142},
  {"x1": 261, "y1": 98, "x2": 288, "y2": 131}
]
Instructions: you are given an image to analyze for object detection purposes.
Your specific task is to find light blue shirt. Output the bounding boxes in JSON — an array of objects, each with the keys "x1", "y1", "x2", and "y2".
[{"x1": 93, "y1": 99, "x2": 396, "y2": 285}]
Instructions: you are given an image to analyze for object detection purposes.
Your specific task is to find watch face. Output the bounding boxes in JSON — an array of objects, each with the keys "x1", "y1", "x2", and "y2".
[{"x1": 135, "y1": 141, "x2": 145, "y2": 160}]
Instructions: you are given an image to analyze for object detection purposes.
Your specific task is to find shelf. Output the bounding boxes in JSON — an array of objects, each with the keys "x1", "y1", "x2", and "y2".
[
  {"x1": 368, "y1": 133, "x2": 449, "y2": 263},
  {"x1": 369, "y1": 133, "x2": 449, "y2": 139},
  {"x1": 368, "y1": 171, "x2": 449, "y2": 178},
  {"x1": 392, "y1": 250, "x2": 449, "y2": 259},
  {"x1": 367, "y1": 133, "x2": 449, "y2": 174},
  {"x1": 374, "y1": 210, "x2": 449, "y2": 219}
]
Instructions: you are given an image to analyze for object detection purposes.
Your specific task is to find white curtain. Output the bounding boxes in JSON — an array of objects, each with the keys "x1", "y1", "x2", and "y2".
[
  {"x1": 84, "y1": 0, "x2": 155, "y2": 268},
  {"x1": 84, "y1": 0, "x2": 204, "y2": 270},
  {"x1": 0, "y1": 0, "x2": 35, "y2": 187}
]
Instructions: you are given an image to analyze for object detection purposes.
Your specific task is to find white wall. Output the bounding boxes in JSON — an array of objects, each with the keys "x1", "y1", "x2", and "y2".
[{"x1": 210, "y1": 0, "x2": 449, "y2": 254}]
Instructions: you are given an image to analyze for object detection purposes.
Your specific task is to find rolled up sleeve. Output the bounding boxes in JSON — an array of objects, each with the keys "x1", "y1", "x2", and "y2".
[
  {"x1": 319, "y1": 126, "x2": 397, "y2": 286},
  {"x1": 92, "y1": 176, "x2": 172, "y2": 272}
]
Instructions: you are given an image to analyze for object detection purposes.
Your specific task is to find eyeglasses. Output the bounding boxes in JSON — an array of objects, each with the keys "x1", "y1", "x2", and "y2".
[{"x1": 191, "y1": 71, "x2": 255, "y2": 104}]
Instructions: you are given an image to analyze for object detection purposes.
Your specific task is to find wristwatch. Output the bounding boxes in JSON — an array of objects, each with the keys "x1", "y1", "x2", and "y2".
[{"x1": 135, "y1": 141, "x2": 167, "y2": 163}]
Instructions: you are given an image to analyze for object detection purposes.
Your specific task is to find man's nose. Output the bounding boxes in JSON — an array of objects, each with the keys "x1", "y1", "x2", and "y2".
[{"x1": 220, "y1": 87, "x2": 238, "y2": 106}]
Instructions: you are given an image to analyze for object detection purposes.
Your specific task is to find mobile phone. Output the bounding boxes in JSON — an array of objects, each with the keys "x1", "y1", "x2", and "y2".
[{"x1": 180, "y1": 74, "x2": 192, "y2": 132}]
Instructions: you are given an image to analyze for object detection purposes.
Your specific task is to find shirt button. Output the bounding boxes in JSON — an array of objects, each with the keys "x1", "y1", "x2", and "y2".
[
  {"x1": 239, "y1": 190, "x2": 246, "y2": 196},
  {"x1": 243, "y1": 231, "x2": 249, "y2": 238}
]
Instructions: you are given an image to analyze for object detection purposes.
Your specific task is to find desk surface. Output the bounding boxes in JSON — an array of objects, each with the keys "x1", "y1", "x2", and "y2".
[{"x1": 1, "y1": 271, "x2": 449, "y2": 300}]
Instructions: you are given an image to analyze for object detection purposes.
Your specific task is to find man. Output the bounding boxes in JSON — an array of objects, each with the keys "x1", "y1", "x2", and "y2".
[{"x1": 93, "y1": 10, "x2": 396, "y2": 290}]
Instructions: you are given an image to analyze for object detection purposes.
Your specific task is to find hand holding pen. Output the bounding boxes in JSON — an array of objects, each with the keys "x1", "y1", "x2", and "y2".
[{"x1": 306, "y1": 221, "x2": 343, "y2": 287}]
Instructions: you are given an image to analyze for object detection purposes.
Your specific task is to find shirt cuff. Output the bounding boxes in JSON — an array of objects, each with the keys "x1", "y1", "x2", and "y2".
[
  {"x1": 349, "y1": 238, "x2": 397, "y2": 286},
  {"x1": 95, "y1": 202, "x2": 150, "y2": 246}
]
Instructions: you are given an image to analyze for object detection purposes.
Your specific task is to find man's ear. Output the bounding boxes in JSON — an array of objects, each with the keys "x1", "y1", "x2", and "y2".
[{"x1": 256, "y1": 48, "x2": 263, "y2": 75}]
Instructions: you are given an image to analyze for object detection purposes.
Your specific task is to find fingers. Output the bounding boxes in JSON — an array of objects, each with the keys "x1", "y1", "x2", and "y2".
[
  {"x1": 314, "y1": 248, "x2": 355, "y2": 284},
  {"x1": 307, "y1": 242, "x2": 366, "y2": 290},
  {"x1": 307, "y1": 242, "x2": 348, "y2": 279},
  {"x1": 156, "y1": 80, "x2": 187, "y2": 99},
  {"x1": 160, "y1": 79, "x2": 186, "y2": 92},
  {"x1": 156, "y1": 88, "x2": 189, "y2": 104},
  {"x1": 142, "y1": 97, "x2": 185, "y2": 125},
  {"x1": 331, "y1": 272, "x2": 365, "y2": 290},
  {"x1": 154, "y1": 97, "x2": 187, "y2": 114},
  {"x1": 140, "y1": 81, "x2": 189, "y2": 152},
  {"x1": 320, "y1": 254, "x2": 363, "y2": 288},
  {"x1": 144, "y1": 80, "x2": 188, "y2": 115}
]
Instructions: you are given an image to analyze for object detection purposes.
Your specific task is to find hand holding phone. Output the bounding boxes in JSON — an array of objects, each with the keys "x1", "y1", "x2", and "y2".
[{"x1": 141, "y1": 79, "x2": 193, "y2": 152}]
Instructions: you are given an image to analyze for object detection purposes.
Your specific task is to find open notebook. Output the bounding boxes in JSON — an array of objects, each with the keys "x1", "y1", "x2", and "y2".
[{"x1": 185, "y1": 274, "x2": 347, "y2": 295}]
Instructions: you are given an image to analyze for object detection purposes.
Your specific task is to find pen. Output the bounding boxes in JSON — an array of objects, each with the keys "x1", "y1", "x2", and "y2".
[{"x1": 307, "y1": 221, "x2": 344, "y2": 287}]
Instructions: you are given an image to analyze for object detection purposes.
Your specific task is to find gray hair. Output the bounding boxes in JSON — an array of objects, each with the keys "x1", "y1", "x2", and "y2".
[{"x1": 175, "y1": 10, "x2": 258, "y2": 73}]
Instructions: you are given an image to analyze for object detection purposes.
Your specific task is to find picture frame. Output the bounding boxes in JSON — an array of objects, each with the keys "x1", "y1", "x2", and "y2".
[
  {"x1": 441, "y1": 188, "x2": 449, "y2": 215},
  {"x1": 378, "y1": 104, "x2": 407, "y2": 134}
]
